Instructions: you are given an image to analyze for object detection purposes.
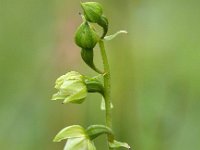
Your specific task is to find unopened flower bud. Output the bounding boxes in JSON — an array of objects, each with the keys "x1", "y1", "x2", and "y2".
[
  {"x1": 81, "y1": 2, "x2": 109, "y2": 38},
  {"x1": 81, "y1": 2, "x2": 103, "y2": 23},
  {"x1": 75, "y1": 21, "x2": 99, "y2": 49}
]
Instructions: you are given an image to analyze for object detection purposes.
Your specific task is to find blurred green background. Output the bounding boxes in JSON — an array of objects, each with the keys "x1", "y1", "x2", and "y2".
[{"x1": 1, "y1": 0, "x2": 200, "y2": 149}]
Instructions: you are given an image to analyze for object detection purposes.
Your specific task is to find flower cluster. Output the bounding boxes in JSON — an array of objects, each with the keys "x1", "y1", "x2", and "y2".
[{"x1": 51, "y1": 1, "x2": 130, "y2": 150}]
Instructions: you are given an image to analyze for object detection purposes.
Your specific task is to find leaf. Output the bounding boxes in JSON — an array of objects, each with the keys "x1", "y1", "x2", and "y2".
[
  {"x1": 86, "y1": 125, "x2": 113, "y2": 140},
  {"x1": 104, "y1": 30, "x2": 128, "y2": 41},
  {"x1": 53, "y1": 125, "x2": 86, "y2": 142},
  {"x1": 109, "y1": 140, "x2": 131, "y2": 149}
]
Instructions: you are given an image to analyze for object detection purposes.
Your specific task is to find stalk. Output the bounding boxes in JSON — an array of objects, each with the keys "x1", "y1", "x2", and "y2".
[{"x1": 99, "y1": 40, "x2": 113, "y2": 149}]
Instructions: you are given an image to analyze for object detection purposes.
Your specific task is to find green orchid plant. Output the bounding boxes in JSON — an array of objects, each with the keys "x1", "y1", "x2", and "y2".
[{"x1": 51, "y1": 2, "x2": 130, "y2": 150}]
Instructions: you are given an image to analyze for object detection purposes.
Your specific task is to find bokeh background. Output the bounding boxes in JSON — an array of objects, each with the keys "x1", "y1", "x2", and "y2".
[{"x1": 1, "y1": 0, "x2": 200, "y2": 149}]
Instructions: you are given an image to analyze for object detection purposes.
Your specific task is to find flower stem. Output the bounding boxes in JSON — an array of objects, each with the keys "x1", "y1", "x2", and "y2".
[{"x1": 99, "y1": 40, "x2": 113, "y2": 150}]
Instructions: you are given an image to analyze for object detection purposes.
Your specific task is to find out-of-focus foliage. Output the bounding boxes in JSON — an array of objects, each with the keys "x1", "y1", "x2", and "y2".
[{"x1": 0, "y1": 0, "x2": 200, "y2": 150}]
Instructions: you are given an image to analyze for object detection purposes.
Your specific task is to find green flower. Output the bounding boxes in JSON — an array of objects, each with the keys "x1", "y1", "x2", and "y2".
[
  {"x1": 54, "y1": 125, "x2": 96, "y2": 150},
  {"x1": 52, "y1": 71, "x2": 87, "y2": 104},
  {"x1": 53, "y1": 125, "x2": 114, "y2": 150},
  {"x1": 52, "y1": 71, "x2": 104, "y2": 104}
]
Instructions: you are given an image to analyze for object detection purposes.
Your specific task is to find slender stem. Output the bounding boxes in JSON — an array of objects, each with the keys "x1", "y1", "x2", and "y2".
[{"x1": 99, "y1": 40, "x2": 113, "y2": 149}]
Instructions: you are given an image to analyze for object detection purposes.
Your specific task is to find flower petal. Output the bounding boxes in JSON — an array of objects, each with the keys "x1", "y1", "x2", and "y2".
[
  {"x1": 64, "y1": 138, "x2": 96, "y2": 150},
  {"x1": 64, "y1": 137, "x2": 87, "y2": 150},
  {"x1": 63, "y1": 87, "x2": 87, "y2": 104}
]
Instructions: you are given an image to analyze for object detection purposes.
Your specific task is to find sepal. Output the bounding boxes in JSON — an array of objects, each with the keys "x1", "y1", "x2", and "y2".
[
  {"x1": 53, "y1": 125, "x2": 86, "y2": 142},
  {"x1": 81, "y1": 48, "x2": 103, "y2": 74}
]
